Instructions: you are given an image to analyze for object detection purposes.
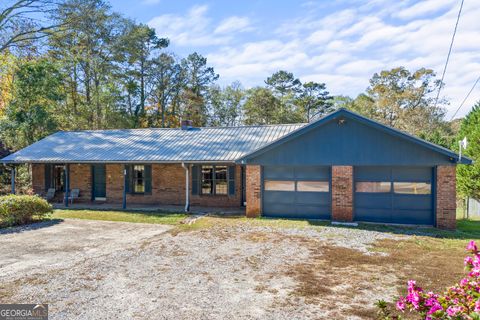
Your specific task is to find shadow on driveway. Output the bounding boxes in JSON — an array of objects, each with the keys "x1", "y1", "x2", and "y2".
[{"x1": 0, "y1": 219, "x2": 64, "y2": 235}]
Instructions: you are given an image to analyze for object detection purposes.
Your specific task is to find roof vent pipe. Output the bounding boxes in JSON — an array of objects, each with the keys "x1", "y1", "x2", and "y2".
[{"x1": 181, "y1": 119, "x2": 193, "y2": 130}]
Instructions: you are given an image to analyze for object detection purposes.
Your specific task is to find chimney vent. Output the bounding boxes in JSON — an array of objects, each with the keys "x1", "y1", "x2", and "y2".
[{"x1": 181, "y1": 119, "x2": 193, "y2": 130}]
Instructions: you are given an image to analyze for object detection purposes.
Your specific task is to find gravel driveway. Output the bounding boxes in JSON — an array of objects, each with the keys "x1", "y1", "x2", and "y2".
[{"x1": 0, "y1": 218, "x2": 403, "y2": 319}]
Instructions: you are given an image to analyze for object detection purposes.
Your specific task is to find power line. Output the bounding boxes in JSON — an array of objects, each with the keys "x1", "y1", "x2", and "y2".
[
  {"x1": 433, "y1": 0, "x2": 465, "y2": 109},
  {"x1": 450, "y1": 75, "x2": 480, "y2": 120}
]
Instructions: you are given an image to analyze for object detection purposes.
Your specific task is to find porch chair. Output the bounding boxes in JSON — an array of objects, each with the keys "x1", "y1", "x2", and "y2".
[
  {"x1": 43, "y1": 188, "x2": 55, "y2": 201},
  {"x1": 68, "y1": 188, "x2": 80, "y2": 204}
]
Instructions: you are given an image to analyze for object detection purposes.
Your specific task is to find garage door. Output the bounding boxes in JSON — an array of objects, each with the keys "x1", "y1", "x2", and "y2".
[
  {"x1": 263, "y1": 166, "x2": 331, "y2": 219},
  {"x1": 354, "y1": 167, "x2": 433, "y2": 225}
]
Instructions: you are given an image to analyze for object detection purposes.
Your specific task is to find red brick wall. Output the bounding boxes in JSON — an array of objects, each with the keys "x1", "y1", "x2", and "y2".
[
  {"x1": 331, "y1": 166, "x2": 354, "y2": 222},
  {"x1": 31, "y1": 164, "x2": 45, "y2": 195},
  {"x1": 436, "y1": 165, "x2": 456, "y2": 230},
  {"x1": 69, "y1": 164, "x2": 92, "y2": 202},
  {"x1": 105, "y1": 163, "x2": 242, "y2": 207},
  {"x1": 246, "y1": 165, "x2": 261, "y2": 218}
]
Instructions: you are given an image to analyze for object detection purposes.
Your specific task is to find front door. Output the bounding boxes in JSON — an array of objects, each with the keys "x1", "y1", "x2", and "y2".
[{"x1": 92, "y1": 164, "x2": 106, "y2": 200}]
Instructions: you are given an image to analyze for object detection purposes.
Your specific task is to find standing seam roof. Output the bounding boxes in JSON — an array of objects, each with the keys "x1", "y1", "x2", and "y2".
[{"x1": 1, "y1": 124, "x2": 306, "y2": 163}]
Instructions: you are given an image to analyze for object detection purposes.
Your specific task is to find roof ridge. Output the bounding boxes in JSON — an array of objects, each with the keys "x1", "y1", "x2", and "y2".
[{"x1": 60, "y1": 123, "x2": 307, "y2": 133}]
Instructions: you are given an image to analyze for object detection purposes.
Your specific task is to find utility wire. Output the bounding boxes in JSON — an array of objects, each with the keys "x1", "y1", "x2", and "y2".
[
  {"x1": 433, "y1": 0, "x2": 465, "y2": 109},
  {"x1": 450, "y1": 75, "x2": 480, "y2": 120}
]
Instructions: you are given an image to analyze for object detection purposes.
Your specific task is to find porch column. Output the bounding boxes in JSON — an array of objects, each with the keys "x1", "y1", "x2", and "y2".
[
  {"x1": 122, "y1": 165, "x2": 127, "y2": 209},
  {"x1": 10, "y1": 166, "x2": 15, "y2": 194},
  {"x1": 64, "y1": 164, "x2": 70, "y2": 207},
  {"x1": 182, "y1": 163, "x2": 190, "y2": 212}
]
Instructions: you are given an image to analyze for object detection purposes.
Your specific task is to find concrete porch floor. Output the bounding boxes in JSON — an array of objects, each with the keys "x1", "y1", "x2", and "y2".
[{"x1": 52, "y1": 202, "x2": 246, "y2": 216}]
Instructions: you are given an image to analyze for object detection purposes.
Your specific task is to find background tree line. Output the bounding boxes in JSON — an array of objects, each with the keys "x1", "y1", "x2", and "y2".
[{"x1": 0, "y1": 0, "x2": 479, "y2": 202}]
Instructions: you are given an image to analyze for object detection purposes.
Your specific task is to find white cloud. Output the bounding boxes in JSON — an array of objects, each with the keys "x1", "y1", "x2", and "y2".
[
  {"x1": 394, "y1": 0, "x2": 456, "y2": 20},
  {"x1": 142, "y1": 0, "x2": 161, "y2": 5},
  {"x1": 149, "y1": 1, "x2": 480, "y2": 118},
  {"x1": 214, "y1": 16, "x2": 252, "y2": 34}
]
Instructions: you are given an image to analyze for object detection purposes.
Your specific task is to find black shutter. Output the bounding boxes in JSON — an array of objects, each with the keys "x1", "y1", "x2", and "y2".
[
  {"x1": 144, "y1": 165, "x2": 152, "y2": 194},
  {"x1": 191, "y1": 165, "x2": 199, "y2": 195},
  {"x1": 44, "y1": 164, "x2": 52, "y2": 190},
  {"x1": 125, "y1": 165, "x2": 131, "y2": 193},
  {"x1": 228, "y1": 166, "x2": 236, "y2": 196}
]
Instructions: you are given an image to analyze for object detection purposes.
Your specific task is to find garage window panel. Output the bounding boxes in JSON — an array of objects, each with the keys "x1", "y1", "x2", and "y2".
[
  {"x1": 297, "y1": 181, "x2": 329, "y2": 192},
  {"x1": 264, "y1": 180, "x2": 295, "y2": 191},
  {"x1": 355, "y1": 181, "x2": 391, "y2": 193},
  {"x1": 394, "y1": 182, "x2": 431, "y2": 195}
]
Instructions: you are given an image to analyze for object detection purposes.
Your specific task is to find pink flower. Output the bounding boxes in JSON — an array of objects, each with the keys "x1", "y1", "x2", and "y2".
[
  {"x1": 396, "y1": 298, "x2": 406, "y2": 311},
  {"x1": 427, "y1": 303, "x2": 442, "y2": 315},
  {"x1": 446, "y1": 306, "x2": 462, "y2": 316},
  {"x1": 467, "y1": 240, "x2": 478, "y2": 253},
  {"x1": 465, "y1": 256, "x2": 474, "y2": 266},
  {"x1": 460, "y1": 278, "x2": 469, "y2": 286},
  {"x1": 475, "y1": 300, "x2": 480, "y2": 312}
]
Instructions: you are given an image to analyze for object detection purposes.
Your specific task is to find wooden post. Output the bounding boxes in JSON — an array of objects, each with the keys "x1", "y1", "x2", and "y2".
[
  {"x1": 64, "y1": 164, "x2": 70, "y2": 207},
  {"x1": 10, "y1": 166, "x2": 15, "y2": 194},
  {"x1": 122, "y1": 166, "x2": 127, "y2": 209}
]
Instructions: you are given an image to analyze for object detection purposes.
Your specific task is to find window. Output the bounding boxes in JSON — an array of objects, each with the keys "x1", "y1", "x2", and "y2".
[
  {"x1": 264, "y1": 180, "x2": 295, "y2": 191},
  {"x1": 355, "y1": 182, "x2": 391, "y2": 193},
  {"x1": 394, "y1": 182, "x2": 431, "y2": 195},
  {"x1": 133, "y1": 165, "x2": 145, "y2": 193},
  {"x1": 201, "y1": 165, "x2": 228, "y2": 195},
  {"x1": 215, "y1": 166, "x2": 227, "y2": 195},
  {"x1": 297, "y1": 181, "x2": 329, "y2": 192}
]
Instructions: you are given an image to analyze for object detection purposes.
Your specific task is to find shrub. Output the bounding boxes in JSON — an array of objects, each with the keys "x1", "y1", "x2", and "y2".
[
  {"x1": 380, "y1": 240, "x2": 480, "y2": 319},
  {"x1": 0, "y1": 194, "x2": 52, "y2": 227}
]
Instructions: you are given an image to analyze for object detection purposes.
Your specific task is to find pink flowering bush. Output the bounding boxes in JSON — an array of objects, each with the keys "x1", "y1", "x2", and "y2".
[{"x1": 392, "y1": 240, "x2": 480, "y2": 319}]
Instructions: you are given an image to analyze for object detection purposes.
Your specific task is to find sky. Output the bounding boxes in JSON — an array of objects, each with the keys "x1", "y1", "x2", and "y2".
[{"x1": 110, "y1": 0, "x2": 480, "y2": 119}]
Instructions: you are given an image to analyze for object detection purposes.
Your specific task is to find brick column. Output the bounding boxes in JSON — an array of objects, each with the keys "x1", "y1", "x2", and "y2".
[
  {"x1": 31, "y1": 164, "x2": 45, "y2": 195},
  {"x1": 436, "y1": 165, "x2": 456, "y2": 230},
  {"x1": 331, "y1": 166, "x2": 354, "y2": 222},
  {"x1": 246, "y1": 165, "x2": 261, "y2": 218}
]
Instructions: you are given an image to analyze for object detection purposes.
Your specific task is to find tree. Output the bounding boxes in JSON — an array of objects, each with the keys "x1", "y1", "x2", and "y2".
[
  {"x1": 147, "y1": 53, "x2": 185, "y2": 127},
  {"x1": 0, "y1": 0, "x2": 62, "y2": 53},
  {"x1": 296, "y1": 81, "x2": 333, "y2": 122},
  {"x1": 350, "y1": 67, "x2": 449, "y2": 142},
  {"x1": 180, "y1": 52, "x2": 219, "y2": 126},
  {"x1": 243, "y1": 87, "x2": 281, "y2": 125},
  {"x1": 116, "y1": 22, "x2": 169, "y2": 127},
  {"x1": 265, "y1": 70, "x2": 301, "y2": 96},
  {"x1": 208, "y1": 81, "x2": 244, "y2": 126},
  {"x1": 456, "y1": 103, "x2": 480, "y2": 200},
  {"x1": 0, "y1": 58, "x2": 63, "y2": 149}
]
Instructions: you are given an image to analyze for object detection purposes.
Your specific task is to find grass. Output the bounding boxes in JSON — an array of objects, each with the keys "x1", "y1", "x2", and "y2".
[{"x1": 52, "y1": 209, "x2": 187, "y2": 225}]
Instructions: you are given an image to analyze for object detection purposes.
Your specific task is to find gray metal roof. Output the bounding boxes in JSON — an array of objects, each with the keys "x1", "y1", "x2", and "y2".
[{"x1": 1, "y1": 124, "x2": 305, "y2": 163}]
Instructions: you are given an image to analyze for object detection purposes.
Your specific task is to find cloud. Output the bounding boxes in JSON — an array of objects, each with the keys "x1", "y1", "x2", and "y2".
[
  {"x1": 149, "y1": 1, "x2": 480, "y2": 118},
  {"x1": 142, "y1": 0, "x2": 161, "y2": 4},
  {"x1": 214, "y1": 16, "x2": 252, "y2": 34}
]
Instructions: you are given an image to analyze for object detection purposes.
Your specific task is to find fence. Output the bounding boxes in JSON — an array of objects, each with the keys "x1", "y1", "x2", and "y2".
[{"x1": 460, "y1": 197, "x2": 480, "y2": 220}]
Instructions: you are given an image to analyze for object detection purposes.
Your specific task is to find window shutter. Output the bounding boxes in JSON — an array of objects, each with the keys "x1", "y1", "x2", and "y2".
[
  {"x1": 144, "y1": 165, "x2": 152, "y2": 194},
  {"x1": 191, "y1": 165, "x2": 199, "y2": 195},
  {"x1": 44, "y1": 164, "x2": 52, "y2": 190},
  {"x1": 125, "y1": 165, "x2": 131, "y2": 193},
  {"x1": 228, "y1": 166, "x2": 236, "y2": 196}
]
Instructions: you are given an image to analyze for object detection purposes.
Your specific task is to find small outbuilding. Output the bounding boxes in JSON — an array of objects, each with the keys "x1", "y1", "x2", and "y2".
[{"x1": 1, "y1": 109, "x2": 470, "y2": 229}]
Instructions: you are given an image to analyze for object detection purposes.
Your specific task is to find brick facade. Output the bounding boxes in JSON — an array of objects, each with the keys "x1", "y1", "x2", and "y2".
[
  {"x1": 245, "y1": 165, "x2": 261, "y2": 218},
  {"x1": 31, "y1": 164, "x2": 45, "y2": 195},
  {"x1": 31, "y1": 163, "x2": 243, "y2": 208},
  {"x1": 331, "y1": 166, "x2": 354, "y2": 222},
  {"x1": 436, "y1": 165, "x2": 456, "y2": 230}
]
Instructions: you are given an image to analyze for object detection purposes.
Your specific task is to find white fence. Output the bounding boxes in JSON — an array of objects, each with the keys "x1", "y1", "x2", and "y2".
[{"x1": 464, "y1": 197, "x2": 480, "y2": 219}]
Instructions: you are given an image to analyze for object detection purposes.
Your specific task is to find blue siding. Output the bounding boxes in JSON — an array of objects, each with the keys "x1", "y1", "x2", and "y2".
[{"x1": 245, "y1": 114, "x2": 455, "y2": 166}]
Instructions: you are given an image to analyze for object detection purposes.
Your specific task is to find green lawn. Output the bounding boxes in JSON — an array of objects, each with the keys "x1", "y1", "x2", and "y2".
[{"x1": 53, "y1": 209, "x2": 187, "y2": 225}]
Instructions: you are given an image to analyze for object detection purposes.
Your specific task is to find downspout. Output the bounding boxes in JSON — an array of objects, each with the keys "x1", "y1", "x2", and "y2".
[
  {"x1": 123, "y1": 165, "x2": 127, "y2": 209},
  {"x1": 64, "y1": 164, "x2": 70, "y2": 207},
  {"x1": 182, "y1": 162, "x2": 190, "y2": 212}
]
